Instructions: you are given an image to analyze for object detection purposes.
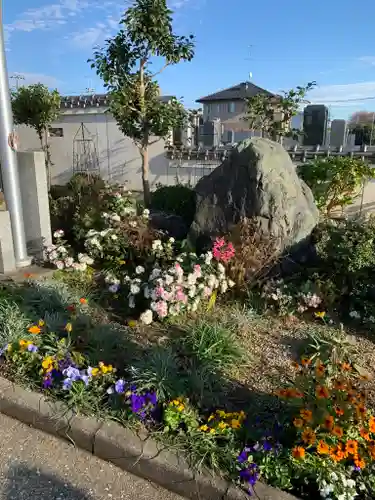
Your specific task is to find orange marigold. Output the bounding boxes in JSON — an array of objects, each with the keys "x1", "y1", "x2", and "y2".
[
  {"x1": 317, "y1": 440, "x2": 330, "y2": 455},
  {"x1": 330, "y1": 444, "x2": 347, "y2": 462},
  {"x1": 28, "y1": 325, "x2": 41, "y2": 334},
  {"x1": 315, "y1": 362, "x2": 326, "y2": 377},
  {"x1": 368, "y1": 444, "x2": 375, "y2": 460},
  {"x1": 323, "y1": 415, "x2": 335, "y2": 430},
  {"x1": 360, "y1": 428, "x2": 371, "y2": 441},
  {"x1": 369, "y1": 417, "x2": 375, "y2": 433},
  {"x1": 300, "y1": 409, "x2": 313, "y2": 422},
  {"x1": 341, "y1": 362, "x2": 352, "y2": 372},
  {"x1": 345, "y1": 440, "x2": 358, "y2": 455},
  {"x1": 293, "y1": 418, "x2": 304, "y2": 428},
  {"x1": 354, "y1": 457, "x2": 366, "y2": 469},
  {"x1": 356, "y1": 404, "x2": 367, "y2": 419},
  {"x1": 79, "y1": 297, "x2": 87, "y2": 304},
  {"x1": 334, "y1": 407, "x2": 344, "y2": 417},
  {"x1": 316, "y1": 385, "x2": 330, "y2": 399},
  {"x1": 301, "y1": 357, "x2": 311, "y2": 367},
  {"x1": 334, "y1": 379, "x2": 347, "y2": 391},
  {"x1": 301, "y1": 427, "x2": 316, "y2": 445},
  {"x1": 332, "y1": 426, "x2": 344, "y2": 438},
  {"x1": 292, "y1": 446, "x2": 306, "y2": 460}
]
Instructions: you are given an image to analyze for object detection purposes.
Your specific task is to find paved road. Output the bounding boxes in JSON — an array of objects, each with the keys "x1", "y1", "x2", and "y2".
[{"x1": 0, "y1": 413, "x2": 185, "y2": 500}]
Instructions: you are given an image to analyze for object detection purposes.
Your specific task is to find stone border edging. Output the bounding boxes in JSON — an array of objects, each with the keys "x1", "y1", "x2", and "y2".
[{"x1": 0, "y1": 376, "x2": 298, "y2": 500}]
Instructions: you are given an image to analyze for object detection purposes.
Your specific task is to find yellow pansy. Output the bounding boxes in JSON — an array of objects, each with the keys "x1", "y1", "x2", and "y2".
[
  {"x1": 231, "y1": 419, "x2": 241, "y2": 429},
  {"x1": 218, "y1": 421, "x2": 228, "y2": 430},
  {"x1": 91, "y1": 368, "x2": 100, "y2": 377},
  {"x1": 65, "y1": 323, "x2": 73, "y2": 333},
  {"x1": 199, "y1": 424, "x2": 208, "y2": 432},
  {"x1": 177, "y1": 404, "x2": 185, "y2": 412},
  {"x1": 38, "y1": 319, "x2": 45, "y2": 327}
]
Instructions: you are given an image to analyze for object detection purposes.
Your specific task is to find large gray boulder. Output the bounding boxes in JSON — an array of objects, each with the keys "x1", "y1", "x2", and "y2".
[{"x1": 190, "y1": 137, "x2": 319, "y2": 253}]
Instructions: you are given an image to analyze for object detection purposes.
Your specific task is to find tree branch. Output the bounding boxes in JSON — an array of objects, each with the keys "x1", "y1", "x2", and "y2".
[
  {"x1": 149, "y1": 137, "x2": 161, "y2": 145},
  {"x1": 150, "y1": 62, "x2": 171, "y2": 78}
]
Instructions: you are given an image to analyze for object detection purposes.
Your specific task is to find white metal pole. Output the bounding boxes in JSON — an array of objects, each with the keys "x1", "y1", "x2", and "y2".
[{"x1": 0, "y1": 2, "x2": 30, "y2": 266}]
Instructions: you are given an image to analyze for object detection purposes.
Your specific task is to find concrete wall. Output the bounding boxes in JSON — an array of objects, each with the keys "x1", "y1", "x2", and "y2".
[{"x1": 16, "y1": 108, "x2": 172, "y2": 190}]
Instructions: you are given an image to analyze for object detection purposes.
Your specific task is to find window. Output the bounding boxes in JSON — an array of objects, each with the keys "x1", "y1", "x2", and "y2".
[
  {"x1": 216, "y1": 103, "x2": 221, "y2": 114},
  {"x1": 49, "y1": 127, "x2": 63, "y2": 137},
  {"x1": 228, "y1": 102, "x2": 235, "y2": 113}
]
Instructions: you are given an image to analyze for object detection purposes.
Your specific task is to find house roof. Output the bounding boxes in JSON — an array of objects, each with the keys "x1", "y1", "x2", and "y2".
[
  {"x1": 196, "y1": 81, "x2": 274, "y2": 103},
  {"x1": 60, "y1": 93, "x2": 174, "y2": 109}
]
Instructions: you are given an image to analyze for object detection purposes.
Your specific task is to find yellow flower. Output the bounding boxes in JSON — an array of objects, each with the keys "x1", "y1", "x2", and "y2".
[
  {"x1": 19, "y1": 339, "x2": 27, "y2": 347},
  {"x1": 231, "y1": 419, "x2": 241, "y2": 429},
  {"x1": 101, "y1": 365, "x2": 109, "y2": 374},
  {"x1": 209, "y1": 428, "x2": 216, "y2": 434},
  {"x1": 118, "y1": 260, "x2": 126, "y2": 265},
  {"x1": 91, "y1": 368, "x2": 99, "y2": 377},
  {"x1": 28, "y1": 325, "x2": 41, "y2": 334},
  {"x1": 42, "y1": 356, "x2": 55, "y2": 372},
  {"x1": 65, "y1": 323, "x2": 73, "y2": 333},
  {"x1": 216, "y1": 410, "x2": 226, "y2": 418},
  {"x1": 199, "y1": 424, "x2": 208, "y2": 432},
  {"x1": 177, "y1": 404, "x2": 185, "y2": 412},
  {"x1": 218, "y1": 421, "x2": 228, "y2": 430},
  {"x1": 38, "y1": 319, "x2": 45, "y2": 327},
  {"x1": 239, "y1": 410, "x2": 246, "y2": 419},
  {"x1": 128, "y1": 320, "x2": 137, "y2": 328},
  {"x1": 208, "y1": 414, "x2": 214, "y2": 422},
  {"x1": 315, "y1": 311, "x2": 326, "y2": 319},
  {"x1": 7, "y1": 344, "x2": 12, "y2": 352}
]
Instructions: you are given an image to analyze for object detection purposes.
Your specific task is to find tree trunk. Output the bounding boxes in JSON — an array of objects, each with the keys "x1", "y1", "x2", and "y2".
[
  {"x1": 38, "y1": 129, "x2": 51, "y2": 189},
  {"x1": 140, "y1": 146, "x2": 151, "y2": 207}
]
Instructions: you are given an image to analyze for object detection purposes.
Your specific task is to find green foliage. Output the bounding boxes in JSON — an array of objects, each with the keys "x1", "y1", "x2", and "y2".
[
  {"x1": 0, "y1": 299, "x2": 30, "y2": 345},
  {"x1": 298, "y1": 157, "x2": 375, "y2": 215},
  {"x1": 11, "y1": 84, "x2": 61, "y2": 184},
  {"x1": 181, "y1": 320, "x2": 243, "y2": 372},
  {"x1": 150, "y1": 184, "x2": 196, "y2": 225},
  {"x1": 89, "y1": 0, "x2": 195, "y2": 205},
  {"x1": 246, "y1": 81, "x2": 316, "y2": 140}
]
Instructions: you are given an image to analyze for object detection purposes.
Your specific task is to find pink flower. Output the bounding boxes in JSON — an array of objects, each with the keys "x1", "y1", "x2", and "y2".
[
  {"x1": 212, "y1": 238, "x2": 235, "y2": 263},
  {"x1": 203, "y1": 286, "x2": 212, "y2": 298},
  {"x1": 176, "y1": 290, "x2": 188, "y2": 304},
  {"x1": 155, "y1": 301, "x2": 168, "y2": 318},
  {"x1": 193, "y1": 264, "x2": 202, "y2": 277}
]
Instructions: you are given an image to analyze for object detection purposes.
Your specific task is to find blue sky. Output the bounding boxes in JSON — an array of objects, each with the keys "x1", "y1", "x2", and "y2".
[{"x1": 5, "y1": 0, "x2": 375, "y2": 119}]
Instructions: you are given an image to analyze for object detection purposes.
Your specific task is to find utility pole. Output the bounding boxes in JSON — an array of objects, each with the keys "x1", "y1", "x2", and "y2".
[
  {"x1": 0, "y1": 3, "x2": 30, "y2": 267},
  {"x1": 10, "y1": 73, "x2": 25, "y2": 90}
]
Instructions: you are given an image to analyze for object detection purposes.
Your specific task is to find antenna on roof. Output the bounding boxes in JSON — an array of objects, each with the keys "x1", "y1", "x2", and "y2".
[{"x1": 249, "y1": 72, "x2": 253, "y2": 80}]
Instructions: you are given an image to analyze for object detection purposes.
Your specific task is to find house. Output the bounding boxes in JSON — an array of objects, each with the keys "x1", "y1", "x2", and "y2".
[{"x1": 196, "y1": 81, "x2": 275, "y2": 143}]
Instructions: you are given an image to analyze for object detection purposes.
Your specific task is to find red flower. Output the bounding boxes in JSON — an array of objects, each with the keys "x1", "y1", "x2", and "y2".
[{"x1": 212, "y1": 238, "x2": 235, "y2": 263}]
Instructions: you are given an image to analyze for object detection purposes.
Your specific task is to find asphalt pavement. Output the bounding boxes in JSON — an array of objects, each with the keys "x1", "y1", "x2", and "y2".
[{"x1": 0, "y1": 413, "x2": 185, "y2": 500}]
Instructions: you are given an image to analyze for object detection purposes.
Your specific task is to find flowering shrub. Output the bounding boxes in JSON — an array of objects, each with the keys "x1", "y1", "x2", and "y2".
[
  {"x1": 44, "y1": 230, "x2": 93, "y2": 271},
  {"x1": 120, "y1": 240, "x2": 235, "y2": 323},
  {"x1": 261, "y1": 278, "x2": 323, "y2": 316},
  {"x1": 273, "y1": 353, "x2": 375, "y2": 499}
]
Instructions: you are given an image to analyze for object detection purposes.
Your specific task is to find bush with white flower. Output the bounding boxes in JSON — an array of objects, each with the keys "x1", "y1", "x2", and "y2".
[
  {"x1": 44, "y1": 230, "x2": 93, "y2": 271},
  {"x1": 120, "y1": 239, "x2": 236, "y2": 324}
]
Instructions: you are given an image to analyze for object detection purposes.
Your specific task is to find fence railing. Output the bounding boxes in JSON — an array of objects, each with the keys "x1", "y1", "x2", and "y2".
[{"x1": 165, "y1": 144, "x2": 375, "y2": 165}]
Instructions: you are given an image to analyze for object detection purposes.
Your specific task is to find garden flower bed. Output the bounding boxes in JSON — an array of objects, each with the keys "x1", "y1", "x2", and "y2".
[{"x1": 3, "y1": 177, "x2": 371, "y2": 498}]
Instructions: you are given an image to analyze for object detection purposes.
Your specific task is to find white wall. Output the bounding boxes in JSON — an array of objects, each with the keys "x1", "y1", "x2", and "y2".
[{"x1": 16, "y1": 108, "x2": 174, "y2": 190}]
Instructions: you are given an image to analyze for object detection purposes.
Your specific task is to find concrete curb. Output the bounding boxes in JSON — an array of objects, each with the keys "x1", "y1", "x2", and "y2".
[{"x1": 0, "y1": 377, "x2": 298, "y2": 500}]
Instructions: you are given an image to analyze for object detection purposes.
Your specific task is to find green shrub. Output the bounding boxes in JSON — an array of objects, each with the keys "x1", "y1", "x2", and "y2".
[
  {"x1": 150, "y1": 184, "x2": 196, "y2": 225},
  {"x1": 298, "y1": 156, "x2": 375, "y2": 215}
]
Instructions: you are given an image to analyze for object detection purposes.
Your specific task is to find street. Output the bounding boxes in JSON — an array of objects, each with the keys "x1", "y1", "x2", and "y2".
[{"x1": 0, "y1": 413, "x2": 185, "y2": 500}]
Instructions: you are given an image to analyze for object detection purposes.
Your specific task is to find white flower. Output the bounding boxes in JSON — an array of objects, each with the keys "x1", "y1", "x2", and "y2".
[
  {"x1": 187, "y1": 273, "x2": 197, "y2": 286},
  {"x1": 135, "y1": 265, "x2": 145, "y2": 275},
  {"x1": 86, "y1": 229, "x2": 97, "y2": 237},
  {"x1": 165, "y1": 274, "x2": 174, "y2": 285},
  {"x1": 228, "y1": 279, "x2": 235, "y2": 288},
  {"x1": 53, "y1": 229, "x2": 64, "y2": 238},
  {"x1": 130, "y1": 283, "x2": 140, "y2": 295},
  {"x1": 168, "y1": 237, "x2": 175, "y2": 244},
  {"x1": 102, "y1": 212, "x2": 109, "y2": 219},
  {"x1": 152, "y1": 239, "x2": 163, "y2": 251},
  {"x1": 111, "y1": 214, "x2": 121, "y2": 222},
  {"x1": 204, "y1": 251, "x2": 213, "y2": 265},
  {"x1": 65, "y1": 257, "x2": 74, "y2": 268},
  {"x1": 58, "y1": 246, "x2": 68, "y2": 254},
  {"x1": 111, "y1": 234, "x2": 118, "y2": 241},
  {"x1": 330, "y1": 472, "x2": 338, "y2": 482},
  {"x1": 349, "y1": 310, "x2": 361, "y2": 319},
  {"x1": 140, "y1": 309, "x2": 153, "y2": 325},
  {"x1": 149, "y1": 268, "x2": 161, "y2": 280},
  {"x1": 346, "y1": 479, "x2": 355, "y2": 488},
  {"x1": 128, "y1": 295, "x2": 135, "y2": 308},
  {"x1": 78, "y1": 253, "x2": 94, "y2": 265},
  {"x1": 217, "y1": 263, "x2": 225, "y2": 274},
  {"x1": 142, "y1": 208, "x2": 150, "y2": 218},
  {"x1": 49, "y1": 251, "x2": 58, "y2": 261},
  {"x1": 55, "y1": 260, "x2": 64, "y2": 270},
  {"x1": 108, "y1": 284, "x2": 119, "y2": 293},
  {"x1": 129, "y1": 221, "x2": 137, "y2": 227},
  {"x1": 127, "y1": 191, "x2": 132, "y2": 196},
  {"x1": 188, "y1": 285, "x2": 196, "y2": 298},
  {"x1": 220, "y1": 281, "x2": 228, "y2": 293}
]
